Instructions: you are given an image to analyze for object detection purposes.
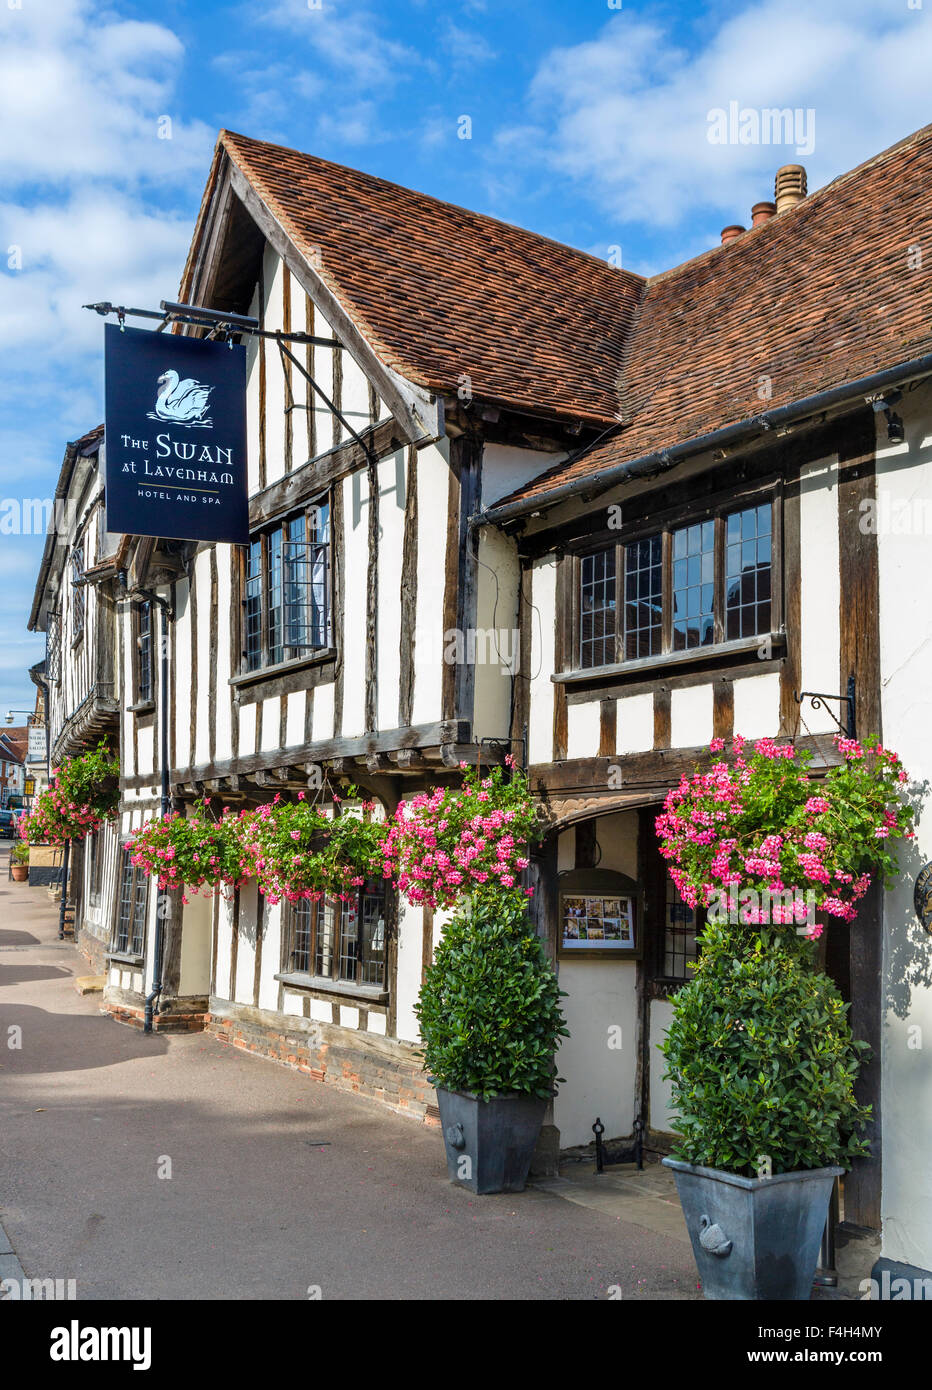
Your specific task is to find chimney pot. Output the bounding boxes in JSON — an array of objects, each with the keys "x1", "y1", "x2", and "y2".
[
  {"x1": 720, "y1": 224, "x2": 746, "y2": 245},
  {"x1": 774, "y1": 165, "x2": 807, "y2": 214},
  {"x1": 751, "y1": 200, "x2": 777, "y2": 227}
]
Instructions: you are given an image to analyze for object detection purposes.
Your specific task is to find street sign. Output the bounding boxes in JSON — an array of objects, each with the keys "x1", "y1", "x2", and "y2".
[{"x1": 104, "y1": 323, "x2": 249, "y2": 544}]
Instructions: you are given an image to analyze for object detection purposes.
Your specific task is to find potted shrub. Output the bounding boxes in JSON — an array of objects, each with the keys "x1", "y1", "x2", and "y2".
[
  {"x1": 415, "y1": 886, "x2": 568, "y2": 1194},
  {"x1": 10, "y1": 841, "x2": 29, "y2": 881},
  {"x1": 661, "y1": 923, "x2": 869, "y2": 1299},
  {"x1": 656, "y1": 733, "x2": 914, "y2": 1299}
]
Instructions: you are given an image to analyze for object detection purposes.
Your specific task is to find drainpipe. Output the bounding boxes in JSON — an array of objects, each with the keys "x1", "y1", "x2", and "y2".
[
  {"x1": 143, "y1": 593, "x2": 173, "y2": 1034},
  {"x1": 57, "y1": 838, "x2": 70, "y2": 940}
]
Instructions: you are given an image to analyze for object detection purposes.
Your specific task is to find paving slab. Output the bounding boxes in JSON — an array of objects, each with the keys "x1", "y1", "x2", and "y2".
[{"x1": 0, "y1": 846, "x2": 700, "y2": 1301}]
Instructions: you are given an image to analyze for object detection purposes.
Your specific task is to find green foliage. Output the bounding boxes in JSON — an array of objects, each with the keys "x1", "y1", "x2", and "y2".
[
  {"x1": 415, "y1": 888, "x2": 568, "y2": 1100},
  {"x1": 661, "y1": 920, "x2": 871, "y2": 1176},
  {"x1": 11, "y1": 841, "x2": 29, "y2": 865}
]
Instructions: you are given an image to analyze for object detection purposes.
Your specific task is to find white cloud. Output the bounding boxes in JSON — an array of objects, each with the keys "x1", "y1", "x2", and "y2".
[
  {"x1": 438, "y1": 20, "x2": 498, "y2": 67},
  {"x1": 0, "y1": 1, "x2": 213, "y2": 186},
  {"x1": 503, "y1": 0, "x2": 932, "y2": 232}
]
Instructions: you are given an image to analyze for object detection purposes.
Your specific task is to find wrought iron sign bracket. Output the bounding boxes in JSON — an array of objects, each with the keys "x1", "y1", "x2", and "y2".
[{"x1": 794, "y1": 674, "x2": 856, "y2": 739}]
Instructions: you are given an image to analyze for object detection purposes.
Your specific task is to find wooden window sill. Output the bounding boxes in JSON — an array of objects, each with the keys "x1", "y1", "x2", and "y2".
[
  {"x1": 108, "y1": 950, "x2": 144, "y2": 967},
  {"x1": 553, "y1": 631, "x2": 785, "y2": 686},
  {"x1": 127, "y1": 700, "x2": 155, "y2": 715},
  {"x1": 275, "y1": 971, "x2": 388, "y2": 1005},
  {"x1": 230, "y1": 648, "x2": 336, "y2": 690}
]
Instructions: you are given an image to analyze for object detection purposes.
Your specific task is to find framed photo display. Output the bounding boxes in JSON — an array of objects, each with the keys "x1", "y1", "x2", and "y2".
[{"x1": 557, "y1": 869, "x2": 642, "y2": 959}]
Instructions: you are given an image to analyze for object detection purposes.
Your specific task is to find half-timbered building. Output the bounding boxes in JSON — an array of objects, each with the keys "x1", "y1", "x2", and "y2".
[
  {"x1": 28, "y1": 426, "x2": 123, "y2": 940},
  {"x1": 37, "y1": 121, "x2": 932, "y2": 1289}
]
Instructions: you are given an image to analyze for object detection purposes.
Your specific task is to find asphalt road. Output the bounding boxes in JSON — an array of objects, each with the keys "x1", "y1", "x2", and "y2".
[{"x1": 0, "y1": 845, "x2": 699, "y2": 1301}]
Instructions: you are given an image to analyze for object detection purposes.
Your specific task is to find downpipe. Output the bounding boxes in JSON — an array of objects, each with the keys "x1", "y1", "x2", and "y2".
[{"x1": 144, "y1": 593, "x2": 173, "y2": 1035}]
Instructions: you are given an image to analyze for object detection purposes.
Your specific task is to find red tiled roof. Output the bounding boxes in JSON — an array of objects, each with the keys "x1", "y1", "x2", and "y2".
[
  {"x1": 215, "y1": 130, "x2": 644, "y2": 426},
  {"x1": 498, "y1": 122, "x2": 932, "y2": 507}
]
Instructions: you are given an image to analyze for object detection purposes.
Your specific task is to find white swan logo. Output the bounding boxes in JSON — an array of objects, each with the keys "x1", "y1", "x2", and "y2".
[{"x1": 147, "y1": 368, "x2": 214, "y2": 427}]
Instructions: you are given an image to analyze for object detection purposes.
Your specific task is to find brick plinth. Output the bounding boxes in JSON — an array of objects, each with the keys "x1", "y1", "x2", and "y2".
[
  {"x1": 206, "y1": 1000, "x2": 439, "y2": 1125},
  {"x1": 104, "y1": 1002, "x2": 209, "y2": 1033}
]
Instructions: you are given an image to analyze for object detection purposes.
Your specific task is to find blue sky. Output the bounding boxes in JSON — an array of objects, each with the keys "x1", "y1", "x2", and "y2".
[{"x1": 2, "y1": 0, "x2": 931, "y2": 719}]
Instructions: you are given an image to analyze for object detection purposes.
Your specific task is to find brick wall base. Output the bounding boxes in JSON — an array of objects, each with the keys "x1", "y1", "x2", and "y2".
[
  {"x1": 206, "y1": 998, "x2": 440, "y2": 1125},
  {"x1": 104, "y1": 1001, "x2": 210, "y2": 1033},
  {"x1": 76, "y1": 926, "x2": 108, "y2": 976}
]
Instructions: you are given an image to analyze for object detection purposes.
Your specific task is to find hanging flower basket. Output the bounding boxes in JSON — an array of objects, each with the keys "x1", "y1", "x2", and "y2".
[
  {"x1": 242, "y1": 790, "x2": 389, "y2": 906},
  {"x1": 128, "y1": 800, "x2": 254, "y2": 899},
  {"x1": 384, "y1": 758, "x2": 540, "y2": 911},
  {"x1": 18, "y1": 742, "x2": 119, "y2": 845},
  {"x1": 655, "y1": 733, "x2": 914, "y2": 937}
]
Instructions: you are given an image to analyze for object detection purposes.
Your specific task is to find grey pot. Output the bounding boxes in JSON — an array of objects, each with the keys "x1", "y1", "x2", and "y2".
[
  {"x1": 663, "y1": 1157, "x2": 842, "y2": 1300},
  {"x1": 435, "y1": 1087, "x2": 547, "y2": 1194}
]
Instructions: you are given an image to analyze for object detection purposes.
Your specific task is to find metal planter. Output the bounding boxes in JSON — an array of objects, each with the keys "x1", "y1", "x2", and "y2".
[
  {"x1": 663, "y1": 1157, "x2": 843, "y2": 1300},
  {"x1": 435, "y1": 1087, "x2": 547, "y2": 1194}
]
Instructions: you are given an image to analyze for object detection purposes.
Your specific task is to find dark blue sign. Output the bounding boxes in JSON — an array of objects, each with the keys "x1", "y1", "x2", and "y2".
[{"x1": 104, "y1": 323, "x2": 249, "y2": 544}]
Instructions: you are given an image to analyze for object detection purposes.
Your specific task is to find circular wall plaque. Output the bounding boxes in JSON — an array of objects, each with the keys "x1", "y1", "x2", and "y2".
[{"x1": 914, "y1": 862, "x2": 932, "y2": 933}]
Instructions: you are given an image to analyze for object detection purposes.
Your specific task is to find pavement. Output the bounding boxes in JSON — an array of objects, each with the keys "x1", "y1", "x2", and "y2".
[{"x1": 0, "y1": 844, "x2": 702, "y2": 1301}]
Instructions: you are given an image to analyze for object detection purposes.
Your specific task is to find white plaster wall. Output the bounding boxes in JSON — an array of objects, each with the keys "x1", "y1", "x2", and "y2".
[
  {"x1": 173, "y1": 579, "x2": 192, "y2": 770},
  {"x1": 194, "y1": 549, "x2": 213, "y2": 768},
  {"x1": 798, "y1": 455, "x2": 841, "y2": 735},
  {"x1": 472, "y1": 526, "x2": 519, "y2": 743},
  {"x1": 179, "y1": 891, "x2": 212, "y2": 997},
  {"x1": 376, "y1": 449, "x2": 406, "y2": 732},
  {"x1": 214, "y1": 895, "x2": 233, "y2": 1000},
  {"x1": 411, "y1": 441, "x2": 451, "y2": 726},
  {"x1": 394, "y1": 898, "x2": 424, "y2": 1044},
  {"x1": 263, "y1": 246, "x2": 287, "y2": 488},
  {"x1": 616, "y1": 692, "x2": 654, "y2": 754},
  {"x1": 671, "y1": 682, "x2": 714, "y2": 748},
  {"x1": 732, "y1": 671, "x2": 782, "y2": 738},
  {"x1": 554, "y1": 962, "x2": 638, "y2": 1146},
  {"x1": 245, "y1": 285, "x2": 262, "y2": 494},
  {"x1": 237, "y1": 701, "x2": 257, "y2": 759},
  {"x1": 480, "y1": 443, "x2": 567, "y2": 508},
  {"x1": 312, "y1": 683, "x2": 335, "y2": 743},
  {"x1": 528, "y1": 557, "x2": 556, "y2": 765},
  {"x1": 214, "y1": 547, "x2": 234, "y2": 763},
  {"x1": 259, "y1": 902, "x2": 284, "y2": 1012},
  {"x1": 553, "y1": 811, "x2": 640, "y2": 1147},
  {"x1": 340, "y1": 469, "x2": 369, "y2": 738},
  {"x1": 567, "y1": 701, "x2": 600, "y2": 760},
  {"x1": 874, "y1": 381, "x2": 932, "y2": 1272},
  {"x1": 234, "y1": 882, "x2": 259, "y2": 1005},
  {"x1": 649, "y1": 998, "x2": 677, "y2": 1131},
  {"x1": 285, "y1": 691, "x2": 305, "y2": 749},
  {"x1": 260, "y1": 697, "x2": 279, "y2": 753},
  {"x1": 137, "y1": 726, "x2": 154, "y2": 780}
]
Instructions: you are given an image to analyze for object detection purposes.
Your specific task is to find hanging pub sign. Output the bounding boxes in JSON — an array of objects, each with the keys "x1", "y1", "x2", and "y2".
[{"x1": 104, "y1": 323, "x2": 249, "y2": 544}]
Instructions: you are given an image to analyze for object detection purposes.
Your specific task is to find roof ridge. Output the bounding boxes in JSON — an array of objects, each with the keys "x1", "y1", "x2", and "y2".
[
  {"x1": 647, "y1": 119, "x2": 932, "y2": 287},
  {"x1": 218, "y1": 128, "x2": 647, "y2": 288}
]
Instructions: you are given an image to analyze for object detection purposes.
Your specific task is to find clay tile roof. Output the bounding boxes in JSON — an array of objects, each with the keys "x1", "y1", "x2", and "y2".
[
  {"x1": 498, "y1": 122, "x2": 932, "y2": 509},
  {"x1": 217, "y1": 129, "x2": 644, "y2": 426}
]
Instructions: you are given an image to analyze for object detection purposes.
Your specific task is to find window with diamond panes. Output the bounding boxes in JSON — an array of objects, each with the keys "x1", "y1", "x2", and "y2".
[{"x1": 725, "y1": 502, "x2": 772, "y2": 640}]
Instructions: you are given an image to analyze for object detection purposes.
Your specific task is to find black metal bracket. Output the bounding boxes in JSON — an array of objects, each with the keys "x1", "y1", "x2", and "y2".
[
  {"x1": 478, "y1": 733, "x2": 528, "y2": 775},
  {"x1": 593, "y1": 1114, "x2": 644, "y2": 1174},
  {"x1": 83, "y1": 300, "x2": 341, "y2": 349},
  {"x1": 794, "y1": 674, "x2": 856, "y2": 739}
]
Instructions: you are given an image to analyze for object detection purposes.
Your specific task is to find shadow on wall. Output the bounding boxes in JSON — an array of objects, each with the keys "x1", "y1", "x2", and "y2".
[{"x1": 885, "y1": 778, "x2": 932, "y2": 1021}]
